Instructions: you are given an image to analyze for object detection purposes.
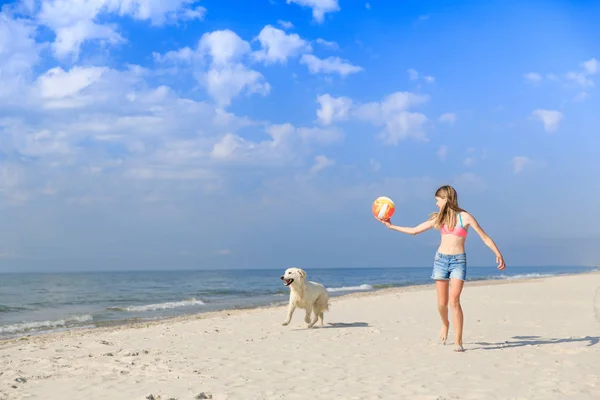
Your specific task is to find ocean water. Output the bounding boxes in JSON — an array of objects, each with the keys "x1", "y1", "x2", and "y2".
[{"x1": 0, "y1": 265, "x2": 597, "y2": 339}]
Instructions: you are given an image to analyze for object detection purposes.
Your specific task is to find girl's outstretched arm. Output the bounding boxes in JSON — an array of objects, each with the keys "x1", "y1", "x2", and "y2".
[
  {"x1": 464, "y1": 212, "x2": 506, "y2": 270},
  {"x1": 377, "y1": 217, "x2": 434, "y2": 236}
]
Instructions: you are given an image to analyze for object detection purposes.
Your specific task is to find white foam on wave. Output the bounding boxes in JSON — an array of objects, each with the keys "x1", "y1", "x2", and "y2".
[
  {"x1": 327, "y1": 284, "x2": 373, "y2": 293},
  {"x1": 496, "y1": 273, "x2": 553, "y2": 280},
  {"x1": 0, "y1": 314, "x2": 93, "y2": 335},
  {"x1": 121, "y1": 298, "x2": 205, "y2": 312}
]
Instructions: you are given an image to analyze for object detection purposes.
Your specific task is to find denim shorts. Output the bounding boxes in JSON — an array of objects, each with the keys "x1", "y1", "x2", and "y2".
[{"x1": 431, "y1": 252, "x2": 467, "y2": 281}]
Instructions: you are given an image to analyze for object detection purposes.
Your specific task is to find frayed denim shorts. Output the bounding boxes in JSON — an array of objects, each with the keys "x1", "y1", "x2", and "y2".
[{"x1": 431, "y1": 252, "x2": 467, "y2": 281}]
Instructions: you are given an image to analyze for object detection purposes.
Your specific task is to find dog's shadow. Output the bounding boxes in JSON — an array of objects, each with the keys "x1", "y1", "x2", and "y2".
[
  {"x1": 290, "y1": 322, "x2": 369, "y2": 331},
  {"x1": 323, "y1": 322, "x2": 369, "y2": 329}
]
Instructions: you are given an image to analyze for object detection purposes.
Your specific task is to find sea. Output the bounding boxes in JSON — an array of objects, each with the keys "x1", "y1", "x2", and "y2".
[{"x1": 0, "y1": 265, "x2": 597, "y2": 339}]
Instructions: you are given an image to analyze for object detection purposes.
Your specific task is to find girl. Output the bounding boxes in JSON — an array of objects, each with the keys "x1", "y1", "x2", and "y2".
[{"x1": 377, "y1": 185, "x2": 506, "y2": 352}]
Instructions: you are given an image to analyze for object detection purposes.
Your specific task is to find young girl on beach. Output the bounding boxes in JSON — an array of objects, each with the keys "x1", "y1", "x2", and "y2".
[{"x1": 377, "y1": 185, "x2": 506, "y2": 352}]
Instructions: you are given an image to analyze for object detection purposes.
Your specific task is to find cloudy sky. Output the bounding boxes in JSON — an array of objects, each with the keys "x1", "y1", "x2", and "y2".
[{"x1": 0, "y1": 0, "x2": 598, "y2": 272}]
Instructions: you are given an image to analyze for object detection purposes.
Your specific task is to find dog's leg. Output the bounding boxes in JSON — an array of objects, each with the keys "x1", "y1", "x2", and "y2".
[
  {"x1": 308, "y1": 310, "x2": 319, "y2": 328},
  {"x1": 282, "y1": 302, "x2": 296, "y2": 326},
  {"x1": 304, "y1": 306, "x2": 313, "y2": 324},
  {"x1": 319, "y1": 312, "x2": 324, "y2": 326}
]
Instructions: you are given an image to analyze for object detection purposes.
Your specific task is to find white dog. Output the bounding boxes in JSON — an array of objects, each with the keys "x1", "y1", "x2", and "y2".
[{"x1": 280, "y1": 267, "x2": 329, "y2": 328}]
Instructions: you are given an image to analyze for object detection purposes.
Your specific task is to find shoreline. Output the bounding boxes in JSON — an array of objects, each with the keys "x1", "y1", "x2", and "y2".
[{"x1": 2, "y1": 268, "x2": 598, "y2": 346}]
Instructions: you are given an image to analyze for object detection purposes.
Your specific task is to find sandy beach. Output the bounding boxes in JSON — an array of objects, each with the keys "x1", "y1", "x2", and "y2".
[{"x1": 1, "y1": 271, "x2": 599, "y2": 400}]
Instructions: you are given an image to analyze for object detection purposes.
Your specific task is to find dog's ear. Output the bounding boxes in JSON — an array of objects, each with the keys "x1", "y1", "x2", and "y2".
[{"x1": 297, "y1": 269, "x2": 306, "y2": 278}]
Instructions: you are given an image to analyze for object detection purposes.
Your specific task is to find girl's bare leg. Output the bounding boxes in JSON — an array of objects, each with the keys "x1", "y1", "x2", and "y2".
[
  {"x1": 435, "y1": 280, "x2": 450, "y2": 344},
  {"x1": 449, "y1": 278, "x2": 465, "y2": 352}
]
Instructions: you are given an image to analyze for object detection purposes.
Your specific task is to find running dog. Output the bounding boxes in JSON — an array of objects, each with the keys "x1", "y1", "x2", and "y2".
[{"x1": 280, "y1": 267, "x2": 329, "y2": 328}]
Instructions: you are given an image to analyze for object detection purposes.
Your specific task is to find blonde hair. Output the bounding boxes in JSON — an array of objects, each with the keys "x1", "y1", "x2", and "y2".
[{"x1": 429, "y1": 185, "x2": 466, "y2": 229}]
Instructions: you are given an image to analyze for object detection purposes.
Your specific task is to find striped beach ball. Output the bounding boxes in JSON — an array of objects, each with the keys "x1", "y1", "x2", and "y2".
[{"x1": 372, "y1": 196, "x2": 395, "y2": 220}]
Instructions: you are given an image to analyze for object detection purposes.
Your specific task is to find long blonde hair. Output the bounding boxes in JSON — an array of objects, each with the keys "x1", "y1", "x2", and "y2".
[{"x1": 429, "y1": 185, "x2": 466, "y2": 229}]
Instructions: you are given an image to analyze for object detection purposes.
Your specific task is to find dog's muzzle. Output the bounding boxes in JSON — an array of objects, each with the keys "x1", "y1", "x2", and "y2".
[{"x1": 280, "y1": 276, "x2": 294, "y2": 286}]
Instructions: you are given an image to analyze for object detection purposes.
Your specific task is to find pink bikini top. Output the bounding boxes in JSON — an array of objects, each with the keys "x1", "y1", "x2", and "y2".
[{"x1": 440, "y1": 212, "x2": 468, "y2": 238}]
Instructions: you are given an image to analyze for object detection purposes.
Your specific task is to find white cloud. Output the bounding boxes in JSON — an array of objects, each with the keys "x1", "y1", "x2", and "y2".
[
  {"x1": 53, "y1": 21, "x2": 124, "y2": 61},
  {"x1": 582, "y1": 58, "x2": 598, "y2": 75},
  {"x1": 453, "y1": 172, "x2": 486, "y2": 191},
  {"x1": 153, "y1": 25, "x2": 359, "y2": 103},
  {"x1": 0, "y1": 45, "x2": 352, "y2": 224},
  {"x1": 355, "y1": 95, "x2": 429, "y2": 145},
  {"x1": 202, "y1": 64, "x2": 270, "y2": 107},
  {"x1": 286, "y1": 0, "x2": 340, "y2": 23},
  {"x1": 30, "y1": 0, "x2": 207, "y2": 60},
  {"x1": 511, "y1": 156, "x2": 546, "y2": 174},
  {"x1": 152, "y1": 46, "x2": 195, "y2": 63},
  {"x1": 210, "y1": 133, "x2": 248, "y2": 160},
  {"x1": 0, "y1": 48, "x2": 302, "y2": 202},
  {"x1": 297, "y1": 126, "x2": 343, "y2": 145},
  {"x1": 277, "y1": 20, "x2": 294, "y2": 30},
  {"x1": 0, "y1": 12, "x2": 41, "y2": 100},
  {"x1": 512, "y1": 156, "x2": 532, "y2": 174},
  {"x1": 300, "y1": 54, "x2": 363, "y2": 77},
  {"x1": 524, "y1": 72, "x2": 542, "y2": 84},
  {"x1": 35, "y1": 66, "x2": 107, "y2": 101},
  {"x1": 198, "y1": 29, "x2": 251, "y2": 66},
  {"x1": 369, "y1": 158, "x2": 381, "y2": 172},
  {"x1": 461, "y1": 147, "x2": 487, "y2": 167},
  {"x1": 438, "y1": 112, "x2": 457, "y2": 124},
  {"x1": 310, "y1": 155, "x2": 335, "y2": 173},
  {"x1": 565, "y1": 71, "x2": 594, "y2": 88},
  {"x1": 154, "y1": 29, "x2": 270, "y2": 107},
  {"x1": 407, "y1": 68, "x2": 435, "y2": 83},
  {"x1": 316, "y1": 92, "x2": 430, "y2": 144},
  {"x1": 523, "y1": 59, "x2": 598, "y2": 91},
  {"x1": 252, "y1": 25, "x2": 311, "y2": 64},
  {"x1": 315, "y1": 38, "x2": 339, "y2": 50},
  {"x1": 316, "y1": 94, "x2": 353, "y2": 125},
  {"x1": 531, "y1": 109, "x2": 563, "y2": 132},
  {"x1": 113, "y1": 0, "x2": 207, "y2": 24},
  {"x1": 573, "y1": 92, "x2": 589, "y2": 102},
  {"x1": 208, "y1": 122, "x2": 341, "y2": 167},
  {"x1": 0, "y1": 12, "x2": 40, "y2": 72},
  {"x1": 437, "y1": 145, "x2": 448, "y2": 161},
  {"x1": 179, "y1": 5, "x2": 207, "y2": 21}
]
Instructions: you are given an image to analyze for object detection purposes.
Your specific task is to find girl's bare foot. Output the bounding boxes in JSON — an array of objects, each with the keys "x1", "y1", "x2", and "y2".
[
  {"x1": 454, "y1": 344, "x2": 464, "y2": 352},
  {"x1": 440, "y1": 323, "x2": 449, "y2": 345}
]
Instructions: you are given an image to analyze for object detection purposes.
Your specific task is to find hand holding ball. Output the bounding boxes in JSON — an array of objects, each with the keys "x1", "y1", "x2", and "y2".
[{"x1": 372, "y1": 196, "x2": 395, "y2": 221}]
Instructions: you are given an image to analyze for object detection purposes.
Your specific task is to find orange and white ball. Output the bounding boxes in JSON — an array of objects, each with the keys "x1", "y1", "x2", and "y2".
[{"x1": 372, "y1": 196, "x2": 395, "y2": 220}]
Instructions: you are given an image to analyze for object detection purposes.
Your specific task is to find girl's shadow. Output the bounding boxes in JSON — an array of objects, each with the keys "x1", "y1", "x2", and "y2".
[{"x1": 471, "y1": 335, "x2": 599, "y2": 350}]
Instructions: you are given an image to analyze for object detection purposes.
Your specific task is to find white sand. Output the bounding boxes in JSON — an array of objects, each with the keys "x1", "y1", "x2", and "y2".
[{"x1": 1, "y1": 271, "x2": 600, "y2": 400}]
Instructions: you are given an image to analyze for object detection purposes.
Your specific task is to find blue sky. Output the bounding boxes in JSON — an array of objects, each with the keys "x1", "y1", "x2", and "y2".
[{"x1": 0, "y1": 0, "x2": 599, "y2": 272}]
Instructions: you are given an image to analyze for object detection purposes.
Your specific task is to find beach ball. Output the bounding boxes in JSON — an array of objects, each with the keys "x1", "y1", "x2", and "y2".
[{"x1": 372, "y1": 196, "x2": 395, "y2": 220}]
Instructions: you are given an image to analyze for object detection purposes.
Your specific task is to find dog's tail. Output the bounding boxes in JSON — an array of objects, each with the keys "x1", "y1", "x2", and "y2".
[
  {"x1": 316, "y1": 292, "x2": 330, "y2": 313},
  {"x1": 320, "y1": 294, "x2": 330, "y2": 326}
]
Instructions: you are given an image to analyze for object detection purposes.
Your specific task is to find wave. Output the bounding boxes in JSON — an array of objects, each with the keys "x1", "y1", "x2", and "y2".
[
  {"x1": 468, "y1": 272, "x2": 556, "y2": 282},
  {"x1": 487, "y1": 273, "x2": 553, "y2": 280},
  {"x1": 0, "y1": 314, "x2": 93, "y2": 335},
  {"x1": 497, "y1": 273, "x2": 553, "y2": 280},
  {"x1": 0, "y1": 304, "x2": 30, "y2": 313},
  {"x1": 107, "y1": 298, "x2": 205, "y2": 313},
  {"x1": 327, "y1": 284, "x2": 373, "y2": 293}
]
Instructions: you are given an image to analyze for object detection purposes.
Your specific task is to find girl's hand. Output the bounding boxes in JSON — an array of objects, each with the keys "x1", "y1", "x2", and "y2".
[
  {"x1": 496, "y1": 255, "x2": 506, "y2": 270},
  {"x1": 375, "y1": 217, "x2": 392, "y2": 228}
]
